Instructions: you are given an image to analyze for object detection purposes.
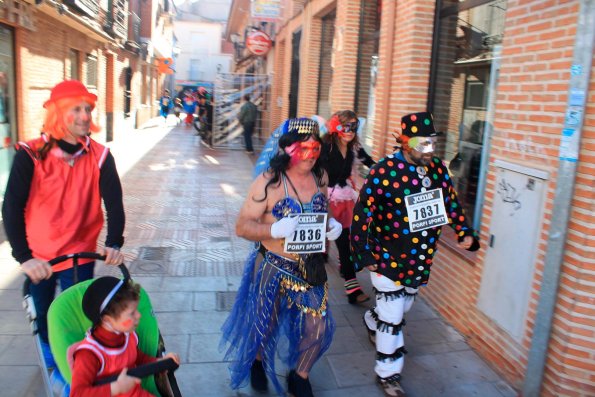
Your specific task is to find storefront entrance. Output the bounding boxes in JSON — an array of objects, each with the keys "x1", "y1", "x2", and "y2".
[{"x1": 0, "y1": 24, "x2": 17, "y2": 198}]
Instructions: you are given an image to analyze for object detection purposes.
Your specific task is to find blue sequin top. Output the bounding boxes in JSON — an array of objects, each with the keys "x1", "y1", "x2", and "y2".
[{"x1": 271, "y1": 173, "x2": 327, "y2": 219}]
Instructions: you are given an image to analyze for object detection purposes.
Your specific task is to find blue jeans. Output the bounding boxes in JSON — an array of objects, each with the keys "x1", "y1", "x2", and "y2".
[
  {"x1": 243, "y1": 122, "x2": 255, "y2": 152},
  {"x1": 29, "y1": 262, "x2": 95, "y2": 343}
]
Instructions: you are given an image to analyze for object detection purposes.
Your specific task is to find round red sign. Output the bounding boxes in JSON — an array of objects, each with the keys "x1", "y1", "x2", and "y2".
[{"x1": 246, "y1": 31, "x2": 272, "y2": 56}]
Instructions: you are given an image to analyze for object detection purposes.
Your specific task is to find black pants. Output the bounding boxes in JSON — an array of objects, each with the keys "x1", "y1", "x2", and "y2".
[
  {"x1": 335, "y1": 227, "x2": 356, "y2": 281},
  {"x1": 243, "y1": 122, "x2": 255, "y2": 152}
]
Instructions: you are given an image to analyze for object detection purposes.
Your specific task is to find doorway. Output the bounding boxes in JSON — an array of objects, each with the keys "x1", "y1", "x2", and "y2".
[
  {"x1": 288, "y1": 30, "x2": 301, "y2": 118},
  {"x1": 124, "y1": 66, "x2": 132, "y2": 118}
]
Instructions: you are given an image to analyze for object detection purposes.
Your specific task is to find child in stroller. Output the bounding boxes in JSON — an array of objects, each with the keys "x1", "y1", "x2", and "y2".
[
  {"x1": 36, "y1": 252, "x2": 183, "y2": 397},
  {"x1": 69, "y1": 276, "x2": 180, "y2": 396}
]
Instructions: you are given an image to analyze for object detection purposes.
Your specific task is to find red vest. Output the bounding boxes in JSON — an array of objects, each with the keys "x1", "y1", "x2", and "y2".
[
  {"x1": 72, "y1": 331, "x2": 149, "y2": 397},
  {"x1": 19, "y1": 135, "x2": 107, "y2": 272}
]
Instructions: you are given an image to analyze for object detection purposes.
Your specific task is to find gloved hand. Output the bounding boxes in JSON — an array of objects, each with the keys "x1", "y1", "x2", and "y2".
[
  {"x1": 270, "y1": 216, "x2": 300, "y2": 239},
  {"x1": 326, "y1": 217, "x2": 343, "y2": 241}
]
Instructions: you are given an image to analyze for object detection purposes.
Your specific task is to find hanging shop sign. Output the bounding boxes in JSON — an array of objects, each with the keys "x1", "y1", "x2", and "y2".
[
  {"x1": 251, "y1": 0, "x2": 281, "y2": 21},
  {"x1": 246, "y1": 31, "x2": 272, "y2": 56}
]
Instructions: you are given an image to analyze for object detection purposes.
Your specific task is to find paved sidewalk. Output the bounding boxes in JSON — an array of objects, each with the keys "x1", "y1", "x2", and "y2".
[{"x1": 0, "y1": 120, "x2": 516, "y2": 397}]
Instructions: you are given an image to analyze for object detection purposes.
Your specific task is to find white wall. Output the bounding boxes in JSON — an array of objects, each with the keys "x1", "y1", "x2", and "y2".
[{"x1": 174, "y1": 20, "x2": 232, "y2": 84}]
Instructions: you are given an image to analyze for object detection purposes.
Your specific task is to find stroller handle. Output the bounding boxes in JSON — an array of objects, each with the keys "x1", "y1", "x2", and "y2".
[{"x1": 23, "y1": 252, "x2": 130, "y2": 297}]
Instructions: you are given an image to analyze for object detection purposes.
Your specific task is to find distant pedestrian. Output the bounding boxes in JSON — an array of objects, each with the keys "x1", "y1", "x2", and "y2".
[
  {"x1": 320, "y1": 110, "x2": 375, "y2": 305},
  {"x1": 237, "y1": 94, "x2": 257, "y2": 154},
  {"x1": 182, "y1": 91, "x2": 197, "y2": 126},
  {"x1": 173, "y1": 97, "x2": 182, "y2": 124},
  {"x1": 351, "y1": 111, "x2": 480, "y2": 397},
  {"x1": 196, "y1": 90, "x2": 213, "y2": 147},
  {"x1": 158, "y1": 89, "x2": 172, "y2": 122}
]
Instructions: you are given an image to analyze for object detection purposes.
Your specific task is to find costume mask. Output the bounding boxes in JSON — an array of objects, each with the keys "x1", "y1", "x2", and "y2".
[
  {"x1": 327, "y1": 115, "x2": 359, "y2": 137},
  {"x1": 408, "y1": 136, "x2": 436, "y2": 154},
  {"x1": 286, "y1": 140, "x2": 321, "y2": 165}
]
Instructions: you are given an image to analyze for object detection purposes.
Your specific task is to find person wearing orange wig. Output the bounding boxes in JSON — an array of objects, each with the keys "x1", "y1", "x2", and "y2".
[{"x1": 2, "y1": 80, "x2": 126, "y2": 389}]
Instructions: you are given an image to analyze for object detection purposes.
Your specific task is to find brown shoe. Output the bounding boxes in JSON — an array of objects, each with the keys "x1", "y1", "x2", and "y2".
[
  {"x1": 377, "y1": 374, "x2": 406, "y2": 397},
  {"x1": 348, "y1": 289, "x2": 370, "y2": 305}
]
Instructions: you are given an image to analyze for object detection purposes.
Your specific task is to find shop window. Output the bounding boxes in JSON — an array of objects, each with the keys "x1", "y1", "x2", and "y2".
[
  {"x1": 86, "y1": 54, "x2": 97, "y2": 88},
  {"x1": 0, "y1": 24, "x2": 16, "y2": 197},
  {"x1": 316, "y1": 11, "x2": 335, "y2": 119},
  {"x1": 430, "y1": 0, "x2": 506, "y2": 228},
  {"x1": 190, "y1": 59, "x2": 202, "y2": 81},
  {"x1": 69, "y1": 49, "x2": 79, "y2": 81},
  {"x1": 464, "y1": 76, "x2": 487, "y2": 110},
  {"x1": 355, "y1": 0, "x2": 381, "y2": 152}
]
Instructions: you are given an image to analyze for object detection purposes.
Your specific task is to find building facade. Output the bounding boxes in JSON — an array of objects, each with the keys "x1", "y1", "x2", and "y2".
[
  {"x1": 0, "y1": 0, "x2": 175, "y2": 195},
  {"x1": 173, "y1": 0, "x2": 233, "y2": 94},
  {"x1": 234, "y1": 0, "x2": 594, "y2": 395}
]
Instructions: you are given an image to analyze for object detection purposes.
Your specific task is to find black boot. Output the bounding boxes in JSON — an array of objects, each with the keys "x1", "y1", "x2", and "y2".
[
  {"x1": 250, "y1": 359, "x2": 268, "y2": 393},
  {"x1": 287, "y1": 370, "x2": 314, "y2": 397}
]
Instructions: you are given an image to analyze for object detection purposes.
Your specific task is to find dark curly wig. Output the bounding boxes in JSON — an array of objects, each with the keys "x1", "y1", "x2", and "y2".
[{"x1": 255, "y1": 118, "x2": 325, "y2": 202}]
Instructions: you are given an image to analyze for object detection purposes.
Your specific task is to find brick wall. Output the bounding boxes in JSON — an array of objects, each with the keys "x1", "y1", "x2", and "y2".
[
  {"x1": 270, "y1": 38, "x2": 286, "y2": 129},
  {"x1": 421, "y1": 1, "x2": 595, "y2": 395},
  {"x1": 266, "y1": 0, "x2": 594, "y2": 394},
  {"x1": 330, "y1": 0, "x2": 361, "y2": 113},
  {"x1": 503, "y1": 2, "x2": 593, "y2": 394},
  {"x1": 16, "y1": 14, "x2": 107, "y2": 141},
  {"x1": 12, "y1": 12, "x2": 156, "y2": 143}
]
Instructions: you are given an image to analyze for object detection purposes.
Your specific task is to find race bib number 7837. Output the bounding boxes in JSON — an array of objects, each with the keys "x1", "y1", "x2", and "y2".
[{"x1": 404, "y1": 188, "x2": 448, "y2": 232}]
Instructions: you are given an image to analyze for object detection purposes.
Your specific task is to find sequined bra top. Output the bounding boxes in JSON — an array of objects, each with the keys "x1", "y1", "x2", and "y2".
[{"x1": 271, "y1": 173, "x2": 327, "y2": 220}]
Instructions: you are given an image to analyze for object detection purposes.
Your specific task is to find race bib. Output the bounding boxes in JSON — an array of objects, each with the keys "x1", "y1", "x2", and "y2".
[
  {"x1": 405, "y1": 188, "x2": 448, "y2": 232},
  {"x1": 284, "y1": 213, "x2": 328, "y2": 254}
]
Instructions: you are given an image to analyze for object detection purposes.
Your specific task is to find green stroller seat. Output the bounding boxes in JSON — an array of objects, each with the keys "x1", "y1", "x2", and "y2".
[{"x1": 45, "y1": 252, "x2": 181, "y2": 396}]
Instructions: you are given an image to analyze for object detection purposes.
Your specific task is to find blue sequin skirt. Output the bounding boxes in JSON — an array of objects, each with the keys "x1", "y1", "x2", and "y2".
[{"x1": 220, "y1": 248, "x2": 335, "y2": 395}]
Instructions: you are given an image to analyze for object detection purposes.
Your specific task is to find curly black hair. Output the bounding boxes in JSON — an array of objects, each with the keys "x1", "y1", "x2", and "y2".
[{"x1": 254, "y1": 118, "x2": 326, "y2": 202}]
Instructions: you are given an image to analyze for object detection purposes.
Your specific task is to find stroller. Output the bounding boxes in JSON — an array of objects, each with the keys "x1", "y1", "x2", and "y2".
[{"x1": 22, "y1": 252, "x2": 182, "y2": 397}]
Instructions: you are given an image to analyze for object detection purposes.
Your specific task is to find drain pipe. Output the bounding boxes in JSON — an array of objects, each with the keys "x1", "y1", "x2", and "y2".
[
  {"x1": 377, "y1": 0, "x2": 396, "y2": 156},
  {"x1": 522, "y1": 2, "x2": 595, "y2": 396}
]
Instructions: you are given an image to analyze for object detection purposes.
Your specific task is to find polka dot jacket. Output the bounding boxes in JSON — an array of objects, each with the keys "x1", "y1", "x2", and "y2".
[{"x1": 350, "y1": 151, "x2": 479, "y2": 288}]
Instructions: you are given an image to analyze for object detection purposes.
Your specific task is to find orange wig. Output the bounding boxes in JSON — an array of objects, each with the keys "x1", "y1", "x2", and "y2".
[
  {"x1": 395, "y1": 133, "x2": 412, "y2": 152},
  {"x1": 43, "y1": 97, "x2": 100, "y2": 140}
]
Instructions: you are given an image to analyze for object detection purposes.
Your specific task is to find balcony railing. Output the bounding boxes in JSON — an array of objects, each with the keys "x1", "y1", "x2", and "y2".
[
  {"x1": 112, "y1": 0, "x2": 128, "y2": 38},
  {"x1": 64, "y1": 0, "x2": 99, "y2": 18},
  {"x1": 129, "y1": 11, "x2": 141, "y2": 44},
  {"x1": 103, "y1": 0, "x2": 128, "y2": 39}
]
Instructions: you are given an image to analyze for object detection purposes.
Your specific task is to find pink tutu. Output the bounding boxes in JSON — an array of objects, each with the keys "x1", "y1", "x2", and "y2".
[{"x1": 329, "y1": 185, "x2": 358, "y2": 228}]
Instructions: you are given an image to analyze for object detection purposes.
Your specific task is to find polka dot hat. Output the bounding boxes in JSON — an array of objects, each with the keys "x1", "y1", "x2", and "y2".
[{"x1": 400, "y1": 111, "x2": 439, "y2": 137}]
